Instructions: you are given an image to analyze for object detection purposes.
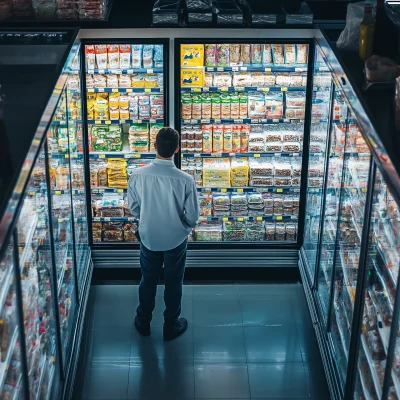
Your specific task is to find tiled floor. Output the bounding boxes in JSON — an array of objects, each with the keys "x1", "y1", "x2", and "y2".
[{"x1": 77, "y1": 284, "x2": 330, "y2": 400}]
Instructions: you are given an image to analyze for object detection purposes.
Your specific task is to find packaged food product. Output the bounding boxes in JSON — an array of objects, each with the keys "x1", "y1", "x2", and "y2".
[
  {"x1": 286, "y1": 108, "x2": 305, "y2": 119},
  {"x1": 132, "y1": 44, "x2": 143, "y2": 68},
  {"x1": 119, "y1": 44, "x2": 131, "y2": 69},
  {"x1": 239, "y1": 93, "x2": 248, "y2": 117},
  {"x1": 240, "y1": 44, "x2": 251, "y2": 64},
  {"x1": 265, "y1": 131, "x2": 282, "y2": 142},
  {"x1": 289, "y1": 73, "x2": 303, "y2": 87},
  {"x1": 296, "y1": 44, "x2": 308, "y2": 64},
  {"x1": 107, "y1": 44, "x2": 120, "y2": 69},
  {"x1": 230, "y1": 93, "x2": 239, "y2": 118},
  {"x1": 192, "y1": 94, "x2": 202, "y2": 119},
  {"x1": 211, "y1": 94, "x2": 221, "y2": 119},
  {"x1": 202, "y1": 124, "x2": 213, "y2": 153},
  {"x1": 97, "y1": 193, "x2": 125, "y2": 216},
  {"x1": 181, "y1": 95, "x2": 192, "y2": 119},
  {"x1": 310, "y1": 142, "x2": 325, "y2": 152},
  {"x1": 283, "y1": 131, "x2": 300, "y2": 142},
  {"x1": 265, "y1": 222, "x2": 275, "y2": 240},
  {"x1": 204, "y1": 72, "x2": 213, "y2": 87},
  {"x1": 131, "y1": 73, "x2": 144, "y2": 87},
  {"x1": 285, "y1": 92, "x2": 306, "y2": 108},
  {"x1": 213, "y1": 72, "x2": 232, "y2": 87},
  {"x1": 249, "y1": 142, "x2": 265, "y2": 152},
  {"x1": 251, "y1": 44, "x2": 262, "y2": 65},
  {"x1": 262, "y1": 44, "x2": 273, "y2": 65},
  {"x1": 274, "y1": 177, "x2": 292, "y2": 186},
  {"x1": 274, "y1": 162, "x2": 292, "y2": 176},
  {"x1": 143, "y1": 45, "x2": 154, "y2": 68},
  {"x1": 232, "y1": 125, "x2": 241, "y2": 152},
  {"x1": 223, "y1": 125, "x2": 233, "y2": 152},
  {"x1": 272, "y1": 44, "x2": 285, "y2": 64},
  {"x1": 264, "y1": 73, "x2": 276, "y2": 86},
  {"x1": 213, "y1": 125, "x2": 224, "y2": 152},
  {"x1": 86, "y1": 45, "x2": 96, "y2": 70},
  {"x1": 94, "y1": 74, "x2": 107, "y2": 88},
  {"x1": 275, "y1": 222, "x2": 286, "y2": 240},
  {"x1": 240, "y1": 125, "x2": 250, "y2": 152},
  {"x1": 220, "y1": 94, "x2": 231, "y2": 119},
  {"x1": 275, "y1": 73, "x2": 290, "y2": 87},
  {"x1": 181, "y1": 44, "x2": 204, "y2": 66},
  {"x1": 153, "y1": 44, "x2": 163, "y2": 67},
  {"x1": 251, "y1": 72, "x2": 265, "y2": 87},
  {"x1": 231, "y1": 192, "x2": 248, "y2": 205},
  {"x1": 250, "y1": 177, "x2": 273, "y2": 186},
  {"x1": 284, "y1": 44, "x2": 296, "y2": 64},
  {"x1": 230, "y1": 44, "x2": 241, "y2": 65},
  {"x1": 181, "y1": 68, "x2": 204, "y2": 87},
  {"x1": 265, "y1": 92, "x2": 283, "y2": 119},
  {"x1": 250, "y1": 158, "x2": 273, "y2": 176},
  {"x1": 282, "y1": 142, "x2": 301, "y2": 152},
  {"x1": 144, "y1": 74, "x2": 158, "y2": 87},
  {"x1": 248, "y1": 92, "x2": 265, "y2": 119},
  {"x1": 205, "y1": 44, "x2": 217, "y2": 67},
  {"x1": 95, "y1": 44, "x2": 107, "y2": 69},
  {"x1": 233, "y1": 72, "x2": 251, "y2": 87},
  {"x1": 213, "y1": 193, "x2": 231, "y2": 206},
  {"x1": 286, "y1": 223, "x2": 296, "y2": 241}
]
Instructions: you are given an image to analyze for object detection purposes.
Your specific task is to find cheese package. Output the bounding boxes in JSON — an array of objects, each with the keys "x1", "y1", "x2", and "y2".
[
  {"x1": 181, "y1": 68, "x2": 204, "y2": 87},
  {"x1": 181, "y1": 44, "x2": 204, "y2": 66}
]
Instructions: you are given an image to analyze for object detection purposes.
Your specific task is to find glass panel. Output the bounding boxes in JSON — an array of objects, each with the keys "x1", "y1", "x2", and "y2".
[
  {"x1": 303, "y1": 46, "x2": 332, "y2": 281},
  {"x1": 353, "y1": 168, "x2": 400, "y2": 399},
  {"x1": 179, "y1": 42, "x2": 308, "y2": 242},
  {"x1": 66, "y1": 45, "x2": 90, "y2": 295},
  {"x1": 84, "y1": 42, "x2": 166, "y2": 243},
  {"x1": 317, "y1": 85, "x2": 348, "y2": 322},
  {"x1": 48, "y1": 93, "x2": 78, "y2": 368},
  {"x1": 330, "y1": 111, "x2": 371, "y2": 385},
  {"x1": 17, "y1": 145, "x2": 58, "y2": 400},
  {"x1": 0, "y1": 237, "x2": 24, "y2": 399}
]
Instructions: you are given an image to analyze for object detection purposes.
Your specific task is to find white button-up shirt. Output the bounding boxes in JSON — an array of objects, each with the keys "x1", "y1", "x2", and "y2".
[{"x1": 128, "y1": 158, "x2": 200, "y2": 251}]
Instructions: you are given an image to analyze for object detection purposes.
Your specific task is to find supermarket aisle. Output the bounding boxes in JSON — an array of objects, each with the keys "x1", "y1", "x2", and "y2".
[{"x1": 75, "y1": 284, "x2": 329, "y2": 400}]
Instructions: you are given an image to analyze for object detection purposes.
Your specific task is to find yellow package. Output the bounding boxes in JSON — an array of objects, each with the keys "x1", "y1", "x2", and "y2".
[
  {"x1": 119, "y1": 108, "x2": 129, "y2": 119},
  {"x1": 94, "y1": 99, "x2": 109, "y2": 120},
  {"x1": 96, "y1": 92, "x2": 109, "y2": 100},
  {"x1": 181, "y1": 68, "x2": 204, "y2": 87},
  {"x1": 131, "y1": 73, "x2": 144, "y2": 87},
  {"x1": 109, "y1": 107, "x2": 119, "y2": 119},
  {"x1": 144, "y1": 74, "x2": 158, "y2": 88},
  {"x1": 119, "y1": 95, "x2": 129, "y2": 108},
  {"x1": 181, "y1": 44, "x2": 204, "y2": 66},
  {"x1": 109, "y1": 93, "x2": 120, "y2": 108}
]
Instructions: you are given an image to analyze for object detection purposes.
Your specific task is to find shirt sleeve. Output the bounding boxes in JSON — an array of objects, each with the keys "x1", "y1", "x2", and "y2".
[
  {"x1": 183, "y1": 178, "x2": 200, "y2": 228},
  {"x1": 127, "y1": 176, "x2": 141, "y2": 218}
]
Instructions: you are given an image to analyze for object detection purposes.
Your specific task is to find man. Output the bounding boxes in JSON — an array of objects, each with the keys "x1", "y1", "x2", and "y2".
[{"x1": 128, "y1": 127, "x2": 200, "y2": 341}]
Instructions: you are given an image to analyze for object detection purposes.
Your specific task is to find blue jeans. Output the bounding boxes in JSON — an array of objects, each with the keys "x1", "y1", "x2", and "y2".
[{"x1": 136, "y1": 239, "x2": 188, "y2": 325}]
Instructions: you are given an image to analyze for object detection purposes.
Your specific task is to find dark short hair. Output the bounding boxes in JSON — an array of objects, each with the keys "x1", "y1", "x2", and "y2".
[{"x1": 156, "y1": 127, "x2": 179, "y2": 158}]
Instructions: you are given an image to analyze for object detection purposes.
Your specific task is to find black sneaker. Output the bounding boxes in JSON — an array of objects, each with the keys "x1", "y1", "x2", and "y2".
[
  {"x1": 163, "y1": 317, "x2": 188, "y2": 341},
  {"x1": 134, "y1": 315, "x2": 151, "y2": 336}
]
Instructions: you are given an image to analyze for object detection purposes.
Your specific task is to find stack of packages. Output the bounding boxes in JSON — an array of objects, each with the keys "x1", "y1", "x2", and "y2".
[
  {"x1": 107, "y1": 159, "x2": 128, "y2": 188},
  {"x1": 285, "y1": 92, "x2": 306, "y2": 119},
  {"x1": 203, "y1": 158, "x2": 230, "y2": 188},
  {"x1": 195, "y1": 221, "x2": 223, "y2": 241},
  {"x1": 247, "y1": 193, "x2": 264, "y2": 216},
  {"x1": 246, "y1": 220, "x2": 265, "y2": 240},
  {"x1": 230, "y1": 158, "x2": 249, "y2": 187},
  {"x1": 129, "y1": 124, "x2": 149, "y2": 152},
  {"x1": 149, "y1": 124, "x2": 163, "y2": 152},
  {"x1": 231, "y1": 192, "x2": 248, "y2": 217},
  {"x1": 91, "y1": 125, "x2": 122, "y2": 152},
  {"x1": 57, "y1": 0, "x2": 78, "y2": 20},
  {"x1": 224, "y1": 220, "x2": 246, "y2": 241},
  {"x1": 79, "y1": 0, "x2": 108, "y2": 20},
  {"x1": 95, "y1": 194, "x2": 125, "y2": 241},
  {"x1": 198, "y1": 193, "x2": 212, "y2": 217},
  {"x1": 249, "y1": 158, "x2": 273, "y2": 186},
  {"x1": 93, "y1": 222, "x2": 102, "y2": 242},
  {"x1": 212, "y1": 193, "x2": 230, "y2": 217},
  {"x1": 182, "y1": 158, "x2": 203, "y2": 187},
  {"x1": 90, "y1": 160, "x2": 108, "y2": 187}
]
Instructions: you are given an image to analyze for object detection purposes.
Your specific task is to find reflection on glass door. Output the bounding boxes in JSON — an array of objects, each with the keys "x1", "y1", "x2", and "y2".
[
  {"x1": 353, "y1": 169, "x2": 400, "y2": 399},
  {"x1": 316, "y1": 86, "x2": 347, "y2": 322},
  {"x1": 330, "y1": 111, "x2": 371, "y2": 385},
  {"x1": 303, "y1": 46, "x2": 332, "y2": 282}
]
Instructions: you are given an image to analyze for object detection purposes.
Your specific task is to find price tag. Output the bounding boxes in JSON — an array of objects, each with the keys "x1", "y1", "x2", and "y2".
[
  {"x1": 194, "y1": 154, "x2": 201, "y2": 157},
  {"x1": 201, "y1": 119, "x2": 209, "y2": 123},
  {"x1": 258, "y1": 87, "x2": 270, "y2": 92},
  {"x1": 234, "y1": 119, "x2": 242, "y2": 123},
  {"x1": 95, "y1": 120, "x2": 101, "y2": 124},
  {"x1": 254, "y1": 154, "x2": 261, "y2": 158},
  {"x1": 221, "y1": 188, "x2": 227, "y2": 193},
  {"x1": 234, "y1": 87, "x2": 244, "y2": 91},
  {"x1": 103, "y1": 217, "x2": 111, "y2": 221},
  {"x1": 222, "y1": 217, "x2": 228, "y2": 222},
  {"x1": 115, "y1": 69, "x2": 122, "y2": 74},
  {"x1": 232, "y1": 67, "x2": 239, "y2": 71},
  {"x1": 281, "y1": 87, "x2": 288, "y2": 92},
  {"x1": 127, "y1": 69, "x2": 134, "y2": 74},
  {"x1": 87, "y1": 88, "x2": 94, "y2": 93},
  {"x1": 256, "y1": 216, "x2": 263, "y2": 221},
  {"x1": 237, "y1": 188, "x2": 244, "y2": 193},
  {"x1": 276, "y1": 216, "x2": 283, "y2": 221},
  {"x1": 65, "y1": 154, "x2": 69, "y2": 159},
  {"x1": 264, "y1": 67, "x2": 272, "y2": 72},
  {"x1": 28, "y1": 191, "x2": 36, "y2": 196},
  {"x1": 145, "y1": 88, "x2": 151, "y2": 93},
  {"x1": 87, "y1": 69, "x2": 94, "y2": 74},
  {"x1": 133, "y1": 153, "x2": 141, "y2": 158},
  {"x1": 237, "y1": 217, "x2": 244, "y2": 221},
  {"x1": 126, "y1": 88, "x2": 133, "y2": 93},
  {"x1": 277, "y1": 188, "x2": 283, "y2": 193},
  {"x1": 112, "y1": 88, "x2": 119, "y2": 93},
  {"x1": 191, "y1": 119, "x2": 199, "y2": 124},
  {"x1": 98, "y1": 88, "x2": 105, "y2": 92},
  {"x1": 213, "y1": 153, "x2": 222, "y2": 157},
  {"x1": 220, "y1": 87, "x2": 229, "y2": 92},
  {"x1": 147, "y1": 69, "x2": 154, "y2": 74},
  {"x1": 55, "y1": 190, "x2": 62, "y2": 195},
  {"x1": 203, "y1": 87, "x2": 209, "y2": 92},
  {"x1": 362, "y1": 188, "x2": 367, "y2": 193},
  {"x1": 120, "y1": 119, "x2": 126, "y2": 124},
  {"x1": 206, "y1": 67, "x2": 213, "y2": 72},
  {"x1": 117, "y1": 189, "x2": 124, "y2": 193},
  {"x1": 150, "y1": 119, "x2": 156, "y2": 123},
  {"x1": 192, "y1": 87, "x2": 201, "y2": 92},
  {"x1": 240, "y1": 66, "x2": 248, "y2": 71},
  {"x1": 98, "y1": 69, "x2": 105, "y2": 74},
  {"x1": 293, "y1": 153, "x2": 299, "y2": 157},
  {"x1": 214, "y1": 119, "x2": 221, "y2": 124},
  {"x1": 99, "y1": 154, "x2": 106, "y2": 158},
  {"x1": 58, "y1": 218, "x2": 64, "y2": 223},
  {"x1": 105, "y1": 120, "x2": 111, "y2": 125},
  {"x1": 217, "y1": 67, "x2": 224, "y2": 72}
]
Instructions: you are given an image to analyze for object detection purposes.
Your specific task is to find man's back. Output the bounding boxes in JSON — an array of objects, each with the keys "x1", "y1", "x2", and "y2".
[{"x1": 127, "y1": 158, "x2": 199, "y2": 251}]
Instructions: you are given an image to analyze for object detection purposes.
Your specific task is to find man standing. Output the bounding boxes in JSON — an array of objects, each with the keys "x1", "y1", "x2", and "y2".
[{"x1": 128, "y1": 127, "x2": 200, "y2": 341}]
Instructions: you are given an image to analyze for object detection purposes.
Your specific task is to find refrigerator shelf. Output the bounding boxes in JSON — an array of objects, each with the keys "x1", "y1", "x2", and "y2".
[
  {"x1": 88, "y1": 119, "x2": 164, "y2": 125},
  {"x1": 31, "y1": 189, "x2": 85, "y2": 195},
  {"x1": 182, "y1": 152, "x2": 301, "y2": 158},
  {"x1": 48, "y1": 152, "x2": 83, "y2": 160},
  {"x1": 93, "y1": 217, "x2": 137, "y2": 222},
  {"x1": 371, "y1": 259, "x2": 395, "y2": 310},
  {"x1": 201, "y1": 65, "x2": 309, "y2": 73},
  {"x1": 360, "y1": 334, "x2": 383, "y2": 398},
  {"x1": 89, "y1": 152, "x2": 156, "y2": 159},
  {"x1": 197, "y1": 187, "x2": 300, "y2": 193},
  {"x1": 181, "y1": 118, "x2": 304, "y2": 124},
  {"x1": 87, "y1": 88, "x2": 162, "y2": 93},
  {"x1": 51, "y1": 120, "x2": 82, "y2": 126},
  {"x1": 0, "y1": 328, "x2": 19, "y2": 392},
  {"x1": 181, "y1": 86, "x2": 306, "y2": 93},
  {"x1": 198, "y1": 215, "x2": 297, "y2": 222},
  {"x1": 87, "y1": 68, "x2": 163, "y2": 74}
]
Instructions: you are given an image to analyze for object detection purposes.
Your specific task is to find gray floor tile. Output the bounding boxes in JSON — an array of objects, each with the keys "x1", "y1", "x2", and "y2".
[
  {"x1": 193, "y1": 295, "x2": 242, "y2": 327},
  {"x1": 243, "y1": 326, "x2": 302, "y2": 363},
  {"x1": 129, "y1": 362, "x2": 195, "y2": 400},
  {"x1": 194, "y1": 364, "x2": 250, "y2": 399},
  {"x1": 291, "y1": 289, "x2": 313, "y2": 327},
  {"x1": 194, "y1": 327, "x2": 246, "y2": 363},
  {"x1": 192, "y1": 285, "x2": 239, "y2": 296},
  {"x1": 94, "y1": 284, "x2": 137, "y2": 305},
  {"x1": 296, "y1": 324, "x2": 321, "y2": 363},
  {"x1": 239, "y1": 284, "x2": 294, "y2": 297},
  {"x1": 86, "y1": 362, "x2": 129, "y2": 399},
  {"x1": 150, "y1": 294, "x2": 193, "y2": 327},
  {"x1": 248, "y1": 363, "x2": 309, "y2": 399},
  {"x1": 130, "y1": 327, "x2": 194, "y2": 364},
  {"x1": 240, "y1": 295, "x2": 293, "y2": 326},
  {"x1": 91, "y1": 328, "x2": 132, "y2": 363},
  {"x1": 304, "y1": 364, "x2": 330, "y2": 399}
]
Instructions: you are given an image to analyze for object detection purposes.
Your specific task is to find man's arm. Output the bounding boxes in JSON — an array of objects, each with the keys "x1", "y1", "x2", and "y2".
[
  {"x1": 127, "y1": 176, "x2": 141, "y2": 218},
  {"x1": 183, "y1": 178, "x2": 200, "y2": 228}
]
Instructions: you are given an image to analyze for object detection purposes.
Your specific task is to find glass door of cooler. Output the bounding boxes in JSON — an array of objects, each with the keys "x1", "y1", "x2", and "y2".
[
  {"x1": 47, "y1": 93, "x2": 78, "y2": 372},
  {"x1": 329, "y1": 110, "x2": 372, "y2": 387},
  {"x1": 84, "y1": 42, "x2": 166, "y2": 244},
  {"x1": 17, "y1": 144, "x2": 59, "y2": 400},
  {"x1": 66, "y1": 45, "x2": 90, "y2": 296},
  {"x1": 315, "y1": 85, "x2": 348, "y2": 323},
  {"x1": 303, "y1": 46, "x2": 333, "y2": 283},
  {"x1": 353, "y1": 169, "x2": 400, "y2": 399},
  {"x1": 0, "y1": 238, "x2": 25, "y2": 399},
  {"x1": 179, "y1": 42, "x2": 309, "y2": 243}
]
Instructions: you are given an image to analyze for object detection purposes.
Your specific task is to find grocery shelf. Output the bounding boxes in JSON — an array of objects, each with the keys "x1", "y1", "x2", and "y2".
[
  {"x1": 198, "y1": 215, "x2": 297, "y2": 222},
  {"x1": 333, "y1": 305, "x2": 349, "y2": 361},
  {"x1": 19, "y1": 215, "x2": 38, "y2": 268},
  {"x1": 200, "y1": 65, "x2": 309, "y2": 73},
  {"x1": 181, "y1": 86, "x2": 306, "y2": 93},
  {"x1": 87, "y1": 68, "x2": 163, "y2": 74},
  {"x1": 31, "y1": 189, "x2": 85, "y2": 196},
  {"x1": 197, "y1": 187, "x2": 300, "y2": 193},
  {"x1": 339, "y1": 251, "x2": 356, "y2": 306},
  {"x1": 0, "y1": 268, "x2": 13, "y2": 315},
  {"x1": 88, "y1": 119, "x2": 164, "y2": 125},
  {"x1": 87, "y1": 88, "x2": 162, "y2": 93},
  {"x1": 357, "y1": 367, "x2": 374, "y2": 400},
  {"x1": 360, "y1": 335, "x2": 383, "y2": 398},
  {"x1": 51, "y1": 120, "x2": 82, "y2": 126},
  {"x1": 92, "y1": 188, "x2": 128, "y2": 193},
  {"x1": 375, "y1": 238, "x2": 399, "y2": 286},
  {"x1": 49, "y1": 152, "x2": 83, "y2": 160},
  {"x1": 89, "y1": 152, "x2": 156, "y2": 159},
  {"x1": 57, "y1": 250, "x2": 69, "y2": 296},
  {"x1": 371, "y1": 259, "x2": 394, "y2": 312},
  {"x1": 181, "y1": 118, "x2": 304, "y2": 125},
  {"x1": 182, "y1": 151, "x2": 302, "y2": 158},
  {"x1": 92, "y1": 217, "x2": 136, "y2": 222},
  {"x1": 0, "y1": 328, "x2": 19, "y2": 391}
]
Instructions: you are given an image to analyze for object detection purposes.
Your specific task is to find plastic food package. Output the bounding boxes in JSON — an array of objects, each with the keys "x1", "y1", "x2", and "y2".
[
  {"x1": 274, "y1": 162, "x2": 292, "y2": 176},
  {"x1": 249, "y1": 158, "x2": 273, "y2": 176},
  {"x1": 248, "y1": 92, "x2": 265, "y2": 118},
  {"x1": 275, "y1": 73, "x2": 290, "y2": 87},
  {"x1": 250, "y1": 177, "x2": 273, "y2": 186},
  {"x1": 233, "y1": 72, "x2": 251, "y2": 87},
  {"x1": 107, "y1": 44, "x2": 120, "y2": 69},
  {"x1": 286, "y1": 108, "x2": 305, "y2": 119},
  {"x1": 251, "y1": 44, "x2": 262, "y2": 65},
  {"x1": 285, "y1": 92, "x2": 306, "y2": 108},
  {"x1": 265, "y1": 92, "x2": 283, "y2": 119},
  {"x1": 283, "y1": 142, "x2": 301, "y2": 152},
  {"x1": 275, "y1": 222, "x2": 286, "y2": 240},
  {"x1": 265, "y1": 131, "x2": 282, "y2": 142},
  {"x1": 272, "y1": 44, "x2": 285, "y2": 64},
  {"x1": 240, "y1": 44, "x2": 251, "y2": 64},
  {"x1": 265, "y1": 222, "x2": 276, "y2": 240},
  {"x1": 95, "y1": 45, "x2": 107, "y2": 69},
  {"x1": 263, "y1": 44, "x2": 273, "y2": 65},
  {"x1": 265, "y1": 142, "x2": 282, "y2": 152},
  {"x1": 96, "y1": 194, "x2": 124, "y2": 217},
  {"x1": 216, "y1": 44, "x2": 230, "y2": 67},
  {"x1": 230, "y1": 44, "x2": 241, "y2": 64},
  {"x1": 284, "y1": 44, "x2": 296, "y2": 64},
  {"x1": 296, "y1": 44, "x2": 308, "y2": 64},
  {"x1": 107, "y1": 159, "x2": 128, "y2": 188},
  {"x1": 205, "y1": 44, "x2": 217, "y2": 67}
]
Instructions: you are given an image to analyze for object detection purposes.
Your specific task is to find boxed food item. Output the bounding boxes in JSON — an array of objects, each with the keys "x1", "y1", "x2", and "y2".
[
  {"x1": 248, "y1": 92, "x2": 265, "y2": 119},
  {"x1": 265, "y1": 92, "x2": 283, "y2": 119},
  {"x1": 181, "y1": 68, "x2": 204, "y2": 87},
  {"x1": 285, "y1": 92, "x2": 306, "y2": 108},
  {"x1": 205, "y1": 44, "x2": 217, "y2": 67},
  {"x1": 181, "y1": 44, "x2": 205, "y2": 66},
  {"x1": 96, "y1": 194, "x2": 125, "y2": 217},
  {"x1": 107, "y1": 159, "x2": 128, "y2": 188}
]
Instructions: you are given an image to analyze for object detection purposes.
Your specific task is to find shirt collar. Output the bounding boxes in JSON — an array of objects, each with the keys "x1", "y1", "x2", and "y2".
[{"x1": 152, "y1": 158, "x2": 176, "y2": 167}]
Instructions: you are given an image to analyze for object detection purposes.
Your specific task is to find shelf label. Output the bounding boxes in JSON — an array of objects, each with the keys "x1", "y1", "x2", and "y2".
[
  {"x1": 194, "y1": 154, "x2": 201, "y2": 157},
  {"x1": 28, "y1": 191, "x2": 36, "y2": 196},
  {"x1": 65, "y1": 154, "x2": 69, "y2": 159},
  {"x1": 144, "y1": 88, "x2": 151, "y2": 93},
  {"x1": 237, "y1": 188, "x2": 244, "y2": 193},
  {"x1": 105, "y1": 120, "x2": 111, "y2": 125},
  {"x1": 217, "y1": 67, "x2": 224, "y2": 72},
  {"x1": 55, "y1": 190, "x2": 62, "y2": 195},
  {"x1": 99, "y1": 154, "x2": 106, "y2": 158},
  {"x1": 221, "y1": 188, "x2": 227, "y2": 193},
  {"x1": 94, "y1": 120, "x2": 101, "y2": 125},
  {"x1": 213, "y1": 153, "x2": 222, "y2": 157},
  {"x1": 98, "y1": 88, "x2": 105, "y2": 92},
  {"x1": 234, "y1": 87, "x2": 244, "y2": 91},
  {"x1": 117, "y1": 189, "x2": 124, "y2": 193},
  {"x1": 362, "y1": 188, "x2": 367, "y2": 193},
  {"x1": 220, "y1": 87, "x2": 229, "y2": 92},
  {"x1": 276, "y1": 216, "x2": 283, "y2": 220},
  {"x1": 103, "y1": 217, "x2": 111, "y2": 221},
  {"x1": 293, "y1": 153, "x2": 299, "y2": 157},
  {"x1": 192, "y1": 87, "x2": 201, "y2": 92},
  {"x1": 191, "y1": 119, "x2": 199, "y2": 124},
  {"x1": 277, "y1": 188, "x2": 283, "y2": 193},
  {"x1": 253, "y1": 154, "x2": 261, "y2": 158},
  {"x1": 232, "y1": 67, "x2": 239, "y2": 71},
  {"x1": 87, "y1": 88, "x2": 94, "y2": 93},
  {"x1": 126, "y1": 89, "x2": 133, "y2": 93},
  {"x1": 222, "y1": 217, "x2": 228, "y2": 222},
  {"x1": 258, "y1": 87, "x2": 269, "y2": 92},
  {"x1": 127, "y1": 69, "x2": 134, "y2": 74},
  {"x1": 264, "y1": 67, "x2": 272, "y2": 72},
  {"x1": 214, "y1": 119, "x2": 221, "y2": 123},
  {"x1": 281, "y1": 87, "x2": 288, "y2": 92},
  {"x1": 200, "y1": 119, "x2": 209, "y2": 123},
  {"x1": 256, "y1": 216, "x2": 263, "y2": 221},
  {"x1": 112, "y1": 88, "x2": 119, "y2": 93},
  {"x1": 120, "y1": 119, "x2": 126, "y2": 124},
  {"x1": 240, "y1": 67, "x2": 247, "y2": 71},
  {"x1": 147, "y1": 69, "x2": 154, "y2": 74},
  {"x1": 237, "y1": 217, "x2": 244, "y2": 221},
  {"x1": 203, "y1": 87, "x2": 209, "y2": 92}
]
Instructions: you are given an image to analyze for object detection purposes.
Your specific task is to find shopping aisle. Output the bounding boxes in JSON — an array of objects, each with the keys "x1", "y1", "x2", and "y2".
[{"x1": 75, "y1": 284, "x2": 329, "y2": 399}]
